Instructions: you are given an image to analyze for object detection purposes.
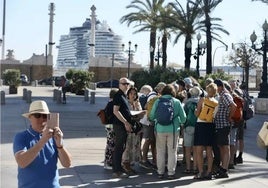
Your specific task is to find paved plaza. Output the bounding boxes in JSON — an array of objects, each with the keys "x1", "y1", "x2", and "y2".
[{"x1": 1, "y1": 86, "x2": 268, "y2": 188}]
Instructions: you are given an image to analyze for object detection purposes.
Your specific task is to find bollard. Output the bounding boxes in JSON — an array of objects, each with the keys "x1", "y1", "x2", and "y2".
[
  {"x1": 90, "y1": 91, "x2": 95, "y2": 104},
  {"x1": 52, "y1": 80, "x2": 55, "y2": 87},
  {"x1": 56, "y1": 90, "x2": 62, "y2": 104},
  {"x1": 26, "y1": 90, "x2": 32, "y2": 103},
  {"x1": 35, "y1": 80, "x2": 38, "y2": 87},
  {"x1": 53, "y1": 89, "x2": 57, "y2": 101},
  {"x1": 84, "y1": 89, "x2": 89, "y2": 101},
  {"x1": 1, "y1": 91, "x2": 5, "y2": 105},
  {"x1": 23, "y1": 88, "x2": 27, "y2": 100},
  {"x1": 0, "y1": 79, "x2": 3, "y2": 86}
]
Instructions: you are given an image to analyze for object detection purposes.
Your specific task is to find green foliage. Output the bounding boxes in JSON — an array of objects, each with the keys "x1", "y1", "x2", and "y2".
[
  {"x1": 130, "y1": 67, "x2": 198, "y2": 90},
  {"x1": 65, "y1": 69, "x2": 94, "y2": 93},
  {"x1": 2, "y1": 69, "x2": 21, "y2": 87},
  {"x1": 65, "y1": 69, "x2": 76, "y2": 80},
  {"x1": 131, "y1": 67, "x2": 232, "y2": 91}
]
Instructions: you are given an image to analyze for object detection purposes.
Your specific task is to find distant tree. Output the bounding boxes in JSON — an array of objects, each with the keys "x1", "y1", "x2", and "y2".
[
  {"x1": 198, "y1": 0, "x2": 229, "y2": 74},
  {"x1": 252, "y1": 0, "x2": 268, "y2": 5},
  {"x1": 120, "y1": 0, "x2": 165, "y2": 69},
  {"x1": 167, "y1": 0, "x2": 203, "y2": 70},
  {"x1": 228, "y1": 42, "x2": 261, "y2": 91}
]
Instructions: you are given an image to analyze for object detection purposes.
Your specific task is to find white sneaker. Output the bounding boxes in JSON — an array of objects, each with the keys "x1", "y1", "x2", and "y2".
[{"x1": 104, "y1": 163, "x2": 112, "y2": 170}]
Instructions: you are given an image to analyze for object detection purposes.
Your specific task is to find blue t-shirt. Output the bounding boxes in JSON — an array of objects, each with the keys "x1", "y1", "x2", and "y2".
[{"x1": 13, "y1": 126, "x2": 60, "y2": 188}]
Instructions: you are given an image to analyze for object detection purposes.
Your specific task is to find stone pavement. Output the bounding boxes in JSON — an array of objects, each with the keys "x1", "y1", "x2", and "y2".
[{"x1": 1, "y1": 86, "x2": 268, "y2": 188}]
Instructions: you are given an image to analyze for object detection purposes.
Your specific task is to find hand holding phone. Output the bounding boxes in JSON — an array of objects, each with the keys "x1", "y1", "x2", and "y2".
[{"x1": 47, "y1": 113, "x2": 59, "y2": 129}]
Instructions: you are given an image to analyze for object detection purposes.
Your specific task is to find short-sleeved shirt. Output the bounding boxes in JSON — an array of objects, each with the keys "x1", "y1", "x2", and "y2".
[
  {"x1": 112, "y1": 89, "x2": 132, "y2": 126},
  {"x1": 13, "y1": 126, "x2": 60, "y2": 188},
  {"x1": 214, "y1": 90, "x2": 234, "y2": 129}
]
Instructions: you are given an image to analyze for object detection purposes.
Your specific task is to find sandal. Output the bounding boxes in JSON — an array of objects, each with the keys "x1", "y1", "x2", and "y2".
[{"x1": 193, "y1": 172, "x2": 204, "y2": 180}]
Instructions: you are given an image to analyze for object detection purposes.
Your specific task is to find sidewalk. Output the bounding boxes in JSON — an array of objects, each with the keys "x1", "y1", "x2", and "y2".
[{"x1": 1, "y1": 86, "x2": 268, "y2": 188}]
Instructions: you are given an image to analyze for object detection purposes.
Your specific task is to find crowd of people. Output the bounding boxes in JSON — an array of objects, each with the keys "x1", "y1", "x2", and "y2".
[
  {"x1": 102, "y1": 76, "x2": 252, "y2": 180},
  {"x1": 13, "y1": 75, "x2": 253, "y2": 187}
]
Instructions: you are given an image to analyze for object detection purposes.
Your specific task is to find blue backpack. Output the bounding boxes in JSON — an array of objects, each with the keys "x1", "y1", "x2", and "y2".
[
  {"x1": 139, "y1": 94, "x2": 148, "y2": 110},
  {"x1": 139, "y1": 92, "x2": 157, "y2": 110},
  {"x1": 156, "y1": 97, "x2": 174, "y2": 125}
]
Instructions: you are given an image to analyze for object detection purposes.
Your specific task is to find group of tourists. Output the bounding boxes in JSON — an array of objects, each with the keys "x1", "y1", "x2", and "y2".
[{"x1": 102, "y1": 76, "x2": 251, "y2": 180}]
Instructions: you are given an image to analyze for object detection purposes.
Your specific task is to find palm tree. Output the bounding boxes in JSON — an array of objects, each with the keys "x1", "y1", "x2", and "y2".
[
  {"x1": 120, "y1": 0, "x2": 165, "y2": 69},
  {"x1": 167, "y1": 0, "x2": 203, "y2": 70},
  {"x1": 197, "y1": 0, "x2": 229, "y2": 74}
]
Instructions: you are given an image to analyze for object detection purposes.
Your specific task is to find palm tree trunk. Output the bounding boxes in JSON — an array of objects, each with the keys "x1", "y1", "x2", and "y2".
[
  {"x1": 150, "y1": 29, "x2": 157, "y2": 69},
  {"x1": 162, "y1": 33, "x2": 167, "y2": 69},
  {"x1": 184, "y1": 38, "x2": 192, "y2": 70}
]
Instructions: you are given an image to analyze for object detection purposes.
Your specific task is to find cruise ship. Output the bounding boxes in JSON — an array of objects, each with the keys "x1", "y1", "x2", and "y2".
[{"x1": 55, "y1": 18, "x2": 127, "y2": 70}]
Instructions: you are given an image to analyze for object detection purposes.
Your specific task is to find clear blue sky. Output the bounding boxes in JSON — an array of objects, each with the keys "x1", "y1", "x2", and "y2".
[{"x1": 0, "y1": 0, "x2": 267, "y2": 68}]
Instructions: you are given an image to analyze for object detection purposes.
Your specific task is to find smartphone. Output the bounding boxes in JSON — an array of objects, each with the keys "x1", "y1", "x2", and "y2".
[{"x1": 47, "y1": 113, "x2": 59, "y2": 129}]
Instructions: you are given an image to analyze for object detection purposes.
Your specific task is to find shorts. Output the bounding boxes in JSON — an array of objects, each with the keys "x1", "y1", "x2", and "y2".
[
  {"x1": 194, "y1": 122, "x2": 215, "y2": 146},
  {"x1": 230, "y1": 127, "x2": 237, "y2": 145},
  {"x1": 215, "y1": 127, "x2": 231, "y2": 146},
  {"x1": 236, "y1": 121, "x2": 244, "y2": 140},
  {"x1": 183, "y1": 126, "x2": 195, "y2": 147},
  {"x1": 142, "y1": 124, "x2": 155, "y2": 140}
]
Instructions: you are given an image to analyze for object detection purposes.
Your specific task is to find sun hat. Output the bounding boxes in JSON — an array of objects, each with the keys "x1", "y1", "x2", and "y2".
[
  {"x1": 189, "y1": 86, "x2": 202, "y2": 98},
  {"x1": 22, "y1": 100, "x2": 50, "y2": 118},
  {"x1": 184, "y1": 77, "x2": 193, "y2": 87}
]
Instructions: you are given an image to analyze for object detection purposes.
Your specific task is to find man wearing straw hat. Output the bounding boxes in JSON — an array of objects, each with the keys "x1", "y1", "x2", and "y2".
[{"x1": 13, "y1": 100, "x2": 72, "y2": 188}]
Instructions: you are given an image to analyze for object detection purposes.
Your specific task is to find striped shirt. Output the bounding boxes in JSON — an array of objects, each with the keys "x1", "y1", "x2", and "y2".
[{"x1": 214, "y1": 90, "x2": 234, "y2": 128}]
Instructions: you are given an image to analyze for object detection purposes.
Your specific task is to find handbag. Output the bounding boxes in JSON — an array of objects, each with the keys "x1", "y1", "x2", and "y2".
[
  {"x1": 130, "y1": 120, "x2": 143, "y2": 134},
  {"x1": 256, "y1": 121, "x2": 268, "y2": 149},
  {"x1": 97, "y1": 109, "x2": 108, "y2": 124}
]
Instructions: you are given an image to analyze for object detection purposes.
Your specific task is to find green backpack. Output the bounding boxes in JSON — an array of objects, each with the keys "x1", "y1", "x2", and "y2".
[{"x1": 184, "y1": 101, "x2": 198, "y2": 127}]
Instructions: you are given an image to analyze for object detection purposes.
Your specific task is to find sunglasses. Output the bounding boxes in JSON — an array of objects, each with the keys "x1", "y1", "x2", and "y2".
[
  {"x1": 32, "y1": 113, "x2": 48, "y2": 119},
  {"x1": 120, "y1": 82, "x2": 130, "y2": 86}
]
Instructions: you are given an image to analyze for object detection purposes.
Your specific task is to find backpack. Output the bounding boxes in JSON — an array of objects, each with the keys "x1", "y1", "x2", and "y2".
[
  {"x1": 243, "y1": 95, "x2": 254, "y2": 120},
  {"x1": 139, "y1": 94, "x2": 148, "y2": 110},
  {"x1": 147, "y1": 96, "x2": 159, "y2": 118},
  {"x1": 232, "y1": 96, "x2": 243, "y2": 122},
  {"x1": 139, "y1": 92, "x2": 157, "y2": 110},
  {"x1": 184, "y1": 101, "x2": 197, "y2": 127},
  {"x1": 198, "y1": 97, "x2": 218, "y2": 123},
  {"x1": 155, "y1": 97, "x2": 174, "y2": 125}
]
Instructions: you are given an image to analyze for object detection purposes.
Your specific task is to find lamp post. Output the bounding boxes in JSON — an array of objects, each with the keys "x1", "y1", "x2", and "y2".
[
  {"x1": 250, "y1": 19, "x2": 268, "y2": 98},
  {"x1": 122, "y1": 41, "x2": 137, "y2": 78},
  {"x1": 212, "y1": 45, "x2": 228, "y2": 72},
  {"x1": 194, "y1": 33, "x2": 206, "y2": 77}
]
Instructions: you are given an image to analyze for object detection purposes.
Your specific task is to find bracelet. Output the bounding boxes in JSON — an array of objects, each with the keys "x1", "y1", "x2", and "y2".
[{"x1": 57, "y1": 145, "x2": 63, "y2": 149}]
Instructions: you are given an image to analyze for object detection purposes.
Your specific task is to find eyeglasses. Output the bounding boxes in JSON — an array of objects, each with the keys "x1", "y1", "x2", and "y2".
[
  {"x1": 120, "y1": 83, "x2": 130, "y2": 86},
  {"x1": 32, "y1": 113, "x2": 48, "y2": 119}
]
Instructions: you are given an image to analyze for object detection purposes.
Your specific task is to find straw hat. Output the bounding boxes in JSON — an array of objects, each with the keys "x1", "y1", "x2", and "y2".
[{"x1": 22, "y1": 100, "x2": 50, "y2": 118}]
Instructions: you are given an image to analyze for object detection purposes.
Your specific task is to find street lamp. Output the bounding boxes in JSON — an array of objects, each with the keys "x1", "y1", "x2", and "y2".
[
  {"x1": 193, "y1": 33, "x2": 206, "y2": 77},
  {"x1": 250, "y1": 19, "x2": 268, "y2": 98},
  {"x1": 212, "y1": 44, "x2": 228, "y2": 71},
  {"x1": 122, "y1": 41, "x2": 137, "y2": 78}
]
